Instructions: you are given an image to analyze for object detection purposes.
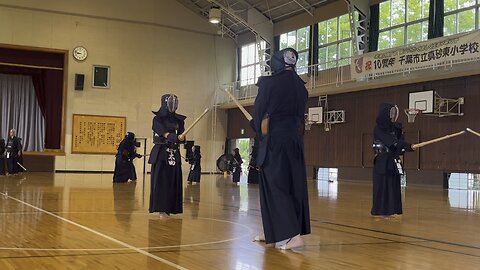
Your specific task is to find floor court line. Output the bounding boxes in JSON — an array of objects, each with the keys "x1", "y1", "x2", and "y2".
[
  {"x1": 314, "y1": 223, "x2": 480, "y2": 258},
  {"x1": 0, "y1": 214, "x2": 253, "y2": 252},
  {"x1": 321, "y1": 221, "x2": 480, "y2": 250},
  {"x1": 0, "y1": 191, "x2": 189, "y2": 270}
]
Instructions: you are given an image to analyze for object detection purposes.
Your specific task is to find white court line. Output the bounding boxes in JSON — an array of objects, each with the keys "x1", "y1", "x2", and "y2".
[
  {"x1": 0, "y1": 191, "x2": 188, "y2": 270},
  {"x1": 0, "y1": 217, "x2": 253, "y2": 252}
]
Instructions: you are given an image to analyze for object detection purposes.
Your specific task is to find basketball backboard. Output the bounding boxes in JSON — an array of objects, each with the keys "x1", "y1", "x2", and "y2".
[{"x1": 408, "y1": 90, "x2": 435, "y2": 114}]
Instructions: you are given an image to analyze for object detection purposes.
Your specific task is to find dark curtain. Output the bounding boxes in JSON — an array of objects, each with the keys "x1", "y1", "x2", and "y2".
[
  {"x1": 428, "y1": 0, "x2": 444, "y2": 39},
  {"x1": 368, "y1": 4, "x2": 380, "y2": 52},
  {"x1": 236, "y1": 47, "x2": 241, "y2": 82},
  {"x1": 309, "y1": 24, "x2": 318, "y2": 76},
  {"x1": 273, "y1": 36, "x2": 280, "y2": 53},
  {"x1": 0, "y1": 65, "x2": 63, "y2": 149},
  {"x1": 41, "y1": 69, "x2": 63, "y2": 149}
]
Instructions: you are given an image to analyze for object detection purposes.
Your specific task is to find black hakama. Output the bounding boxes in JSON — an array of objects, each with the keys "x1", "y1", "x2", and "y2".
[
  {"x1": 371, "y1": 103, "x2": 413, "y2": 216},
  {"x1": 0, "y1": 139, "x2": 5, "y2": 175},
  {"x1": 0, "y1": 157, "x2": 5, "y2": 175},
  {"x1": 247, "y1": 140, "x2": 259, "y2": 184},
  {"x1": 247, "y1": 167, "x2": 259, "y2": 184},
  {"x1": 232, "y1": 166, "x2": 241, "y2": 183},
  {"x1": 113, "y1": 133, "x2": 141, "y2": 183},
  {"x1": 232, "y1": 153, "x2": 242, "y2": 183},
  {"x1": 251, "y1": 70, "x2": 311, "y2": 244},
  {"x1": 149, "y1": 159, "x2": 183, "y2": 214},
  {"x1": 148, "y1": 97, "x2": 186, "y2": 215},
  {"x1": 187, "y1": 149, "x2": 201, "y2": 183},
  {"x1": 6, "y1": 136, "x2": 22, "y2": 174},
  {"x1": 113, "y1": 158, "x2": 137, "y2": 183}
]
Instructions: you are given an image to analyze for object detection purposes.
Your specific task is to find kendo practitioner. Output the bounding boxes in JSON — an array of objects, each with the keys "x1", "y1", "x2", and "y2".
[
  {"x1": 186, "y1": 145, "x2": 201, "y2": 184},
  {"x1": 113, "y1": 132, "x2": 142, "y2": 183},
  {"x1": 231, "y1": 148, "x2": 243, "y2": 184},
  {"x1": 247, "y1": 139, "x2": 259, "y2": 184},
  {"x1": 148, "y1": 94, "x2": 186, "y2": 219},
  {"x1": 251, "y1": 48, "x2": 310, "y2": 250},
  {"x1": 0, "y1": 139, "x2": 5, "y2": 175},
  {"x1": 371, "y1": 103, "x2": 415, "y2": 218},
  {"x1": 6, "y1": 129, "x2": 22, "y2": 175}
]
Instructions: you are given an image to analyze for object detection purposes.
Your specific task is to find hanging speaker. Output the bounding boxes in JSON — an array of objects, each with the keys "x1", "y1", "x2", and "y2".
[{"x1": 75, "y1": 74, "x2": 85, "y2": 90}]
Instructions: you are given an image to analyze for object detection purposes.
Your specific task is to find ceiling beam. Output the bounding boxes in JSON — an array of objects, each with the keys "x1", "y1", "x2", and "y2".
[
  {"x1": 271, "y1": 0, "x2": 327, "y2": 21},
  {"x1": 292, "y1": 0, "x2": 314, "y2": 16},
  {"x1": 207, "y1": 0, "x2": 271, "y2": 41}
]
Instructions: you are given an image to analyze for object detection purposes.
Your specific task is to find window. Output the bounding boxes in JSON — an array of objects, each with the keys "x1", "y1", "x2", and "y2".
[
  {"x1": 279, "y1": 26, "x2": 310, "y2": 74},
  {"x1": 378, "y1": 0, "x2": 430, "y2": 50},
  {"x1": 240, "y1": 42, "x2": 265, "y2": 86},
  {"x1": 444, "y1": 0, "x2": 479, "y2": 36},
  {"x1": 317, "y1": 14, "x2": 353, "y2": 70}
]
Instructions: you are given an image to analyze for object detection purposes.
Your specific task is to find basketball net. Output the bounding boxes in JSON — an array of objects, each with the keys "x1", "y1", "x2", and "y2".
[
  {"x1": 404, "y1": 109, "x2": 422, "y2": 123},
  {"x1": 304, "y1": 114, "x2": 312, "y2": 130},
  {"x1": 305, "y1": 121, "x2": 313, "y2": 130}
]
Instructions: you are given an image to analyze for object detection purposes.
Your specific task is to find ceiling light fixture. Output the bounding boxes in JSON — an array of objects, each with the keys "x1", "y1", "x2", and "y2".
[{"x1": 209, "y1": 7, "x2": 221, "y2": 24}]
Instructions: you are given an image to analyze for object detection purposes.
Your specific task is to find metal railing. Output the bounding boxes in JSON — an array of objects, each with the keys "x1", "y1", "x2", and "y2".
[
  {"x1": 217, "y1": 57, "x2": 354, "y2": 105},
  {"x1": 216, "y1": 52, "x2": 480, "y2": 106}
]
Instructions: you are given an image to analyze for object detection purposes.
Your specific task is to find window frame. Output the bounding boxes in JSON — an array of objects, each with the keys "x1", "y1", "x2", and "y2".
[
  {"x1": 317, "y1": 14, "x2": 353, "y2": 70},
  {"x1": 239, "y1": 42, "x2": 263, "y2": 86},
  {"x1": 443, "y1": 0, "x2": 480, "y2": 37},
  {"x1": 378, "y1": 0, "x2": 430, "y2": 50},
  {"x1": 279, "y1": 26, "x2": 311, "y2": 74}
]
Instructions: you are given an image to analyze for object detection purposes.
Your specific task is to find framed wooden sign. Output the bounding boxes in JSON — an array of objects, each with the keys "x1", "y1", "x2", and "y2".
[{"x1": 72, "y1": 114, "x2": 126, "y2": 154}]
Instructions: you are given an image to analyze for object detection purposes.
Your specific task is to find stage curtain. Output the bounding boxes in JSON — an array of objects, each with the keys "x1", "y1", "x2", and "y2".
[
  {"x1": 0, "y1": 65, "x2": 63, "y2": 149},
  {"x1": 0, "y1": 74, "x2": 45, "y2": 151}
]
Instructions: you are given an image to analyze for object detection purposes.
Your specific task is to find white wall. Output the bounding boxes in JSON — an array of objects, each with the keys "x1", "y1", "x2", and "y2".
[{"x1": 0, "y1": 0, "x2": 235, "y2": 172}]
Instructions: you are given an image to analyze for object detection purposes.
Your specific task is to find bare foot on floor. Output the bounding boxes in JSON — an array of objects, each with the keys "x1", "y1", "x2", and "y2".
[
  {"x1": 253, "y1": 234, "x2": 265, "y2": 242},
  {"x1": 277, "y1": 235, "x2": 304, "y2": 250},
  {"x1": 159, "y1": 212, "x2": 170, "y2": 220}
]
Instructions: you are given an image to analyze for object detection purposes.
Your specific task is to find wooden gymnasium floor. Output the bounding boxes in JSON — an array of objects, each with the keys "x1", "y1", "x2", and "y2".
[{"x1": 1, "y1": 172, "x2": 480, "y2": 270}]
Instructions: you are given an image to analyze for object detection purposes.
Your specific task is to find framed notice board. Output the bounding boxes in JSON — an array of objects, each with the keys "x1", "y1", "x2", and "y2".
[{"x1": 72, "y1": 114, "x2": 126, "y2": 154}]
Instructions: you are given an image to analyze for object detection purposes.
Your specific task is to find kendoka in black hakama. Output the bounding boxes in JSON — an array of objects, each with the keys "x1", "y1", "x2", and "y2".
[
  {"x1": 186, "y1": 145, "x2": 201, "y2": 183},
  {"x1": 113, "y1": 132, "x2": 142, "y2": 183},
  {"x1": 6, "y1": 135, "x2": 22, "y2": 174},
  {"x1": 232, "y1": 148, "x2": 243, "y2": 183},
  {"x1": 251, "y1": 50, "x2": 311, "y2": 244},
  {"x1": 148, "y1": 94, "x2": 186, "y2": 215},
  {"x1": 371, "y1": 103, "x2": 414, "y2": 216}
]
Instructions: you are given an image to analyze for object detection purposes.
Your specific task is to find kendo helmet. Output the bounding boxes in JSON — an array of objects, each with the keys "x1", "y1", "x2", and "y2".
[
  {"x1": 162, "y1": 94, "x2": 178, "y2": 113},
  {"x1": 271, "y1": 48, "x2": 299, "y2": 75},
  {"x1": 126, "y1": 132, "x2": 135, "y2": 142},
  {"x1": 390, "y1": 105, "x2": 399, "y2": 122}
]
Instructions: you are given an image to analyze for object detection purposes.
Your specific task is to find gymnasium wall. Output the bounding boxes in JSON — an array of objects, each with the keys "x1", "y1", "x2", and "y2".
[
  {"x1": 227, "y1": 74, "x2": 480, "y2": 183},
  {"x1": 0, "y1": 0, "x2": 236, "y2": 172}
]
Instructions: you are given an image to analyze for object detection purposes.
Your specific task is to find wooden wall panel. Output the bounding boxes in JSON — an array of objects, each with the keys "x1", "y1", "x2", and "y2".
[
  {"x1": 227, "y1": 107, "x2": 255, "y2": 139},
  {"x1": 227, "y1": 74, "x2": 480, "y2": 172}
]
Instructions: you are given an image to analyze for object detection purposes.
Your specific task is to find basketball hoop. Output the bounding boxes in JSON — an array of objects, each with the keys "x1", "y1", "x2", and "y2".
[
  {"x1": 404, "y1": 108, "x2": 422, "y2": 123},
  {"x1": 305, "y1": 121, "x2": 313, "y2": 130},
  {"x1": 304, "y1": 113, "x2": 316, "y2": 130}
]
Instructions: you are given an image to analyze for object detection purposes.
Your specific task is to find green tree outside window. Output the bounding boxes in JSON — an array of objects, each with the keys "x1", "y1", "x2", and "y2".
[
  {"x1": 444, "y1": 14, "x2": 457, "y2": 36},
  {"x1": 458, "y1": 9, "x2": 475, "y2": 33},
  {"x1": 391, "y1": 27, "x2": 405, "y2": 48}
]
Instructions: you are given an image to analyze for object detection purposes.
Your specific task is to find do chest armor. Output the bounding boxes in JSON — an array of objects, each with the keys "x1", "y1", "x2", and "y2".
[{"x1": 153, "y1": 120, "x2": 180, "y2": 145}]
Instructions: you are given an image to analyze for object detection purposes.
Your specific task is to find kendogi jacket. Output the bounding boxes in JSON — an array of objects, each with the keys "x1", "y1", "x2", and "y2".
[
  {"x1": 148, "y1": 95, "x2": 186, "y2": 166},
  {"x1": 6, "y1": 136, "x2": 22, "y2": 158}
]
